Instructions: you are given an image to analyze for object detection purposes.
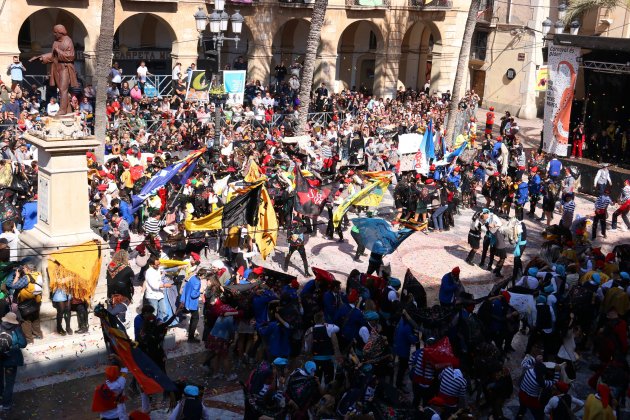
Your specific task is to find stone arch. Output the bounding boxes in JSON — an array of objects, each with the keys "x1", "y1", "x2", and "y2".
[
  {"x1": 272, "y1": 18, "x2": 311, "y2": 70},
  {"x1": 336, "y1": 20, "x2": 385, "y2": 94},
  {"x1": 18, "y1": 8, "x2": 90, "y2": 77},
  {"x1": 114, "y1": 13, "x2": 177, "y2": 75},
  {"x1": 399, "y1": 20, "x2": 443, "y2": 91}
]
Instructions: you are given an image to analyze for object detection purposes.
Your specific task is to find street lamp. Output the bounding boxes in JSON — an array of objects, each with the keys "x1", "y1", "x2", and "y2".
[
  {"x1": 555, "y1": 19, "x2": 566, "y2": 35},
  {"x1": 193, "y1": 5, "x2": 244, "y2": 153},
  {"x1": 570, "y1": 20, "x2": 581, "y2": 36},
  {"x1": 542, "y1": 17, "x2": 552, "y2": 39},
  {"x1": 558, "y1": 2, "x2": 567, "y2": 21}
]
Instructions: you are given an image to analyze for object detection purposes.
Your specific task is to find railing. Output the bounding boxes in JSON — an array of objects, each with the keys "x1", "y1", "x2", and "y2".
[
  {"x1": 346, "y1": 0, "x2": 391, "y2": 8},
  {"x1": 22, "y1": 74, "x2": 174, "y2": 98},
  {"x1": 407, "y1": 0, "x2": 452, "y2": 8}
]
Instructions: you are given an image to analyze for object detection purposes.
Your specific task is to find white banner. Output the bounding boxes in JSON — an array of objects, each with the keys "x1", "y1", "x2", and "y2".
[
  {"x1": 223, "y1": 70, "x2": 246, "y2": 106},
  {"x1": 543, "y1": 45, "x2": 579, "y2": 157}
]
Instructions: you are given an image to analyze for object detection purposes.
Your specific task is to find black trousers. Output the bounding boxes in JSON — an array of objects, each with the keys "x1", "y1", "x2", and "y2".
[
  {"x1": 314, "y1": 359, "x2": 334, "y2": 385},
  {"x1": 187, "y1": 308, "x2": 199, "y2": 339},
  {"x1": 286, "y1": 245, "x2": 308, "y2": 269},
  {"x1": 395, "y1": 356, "x2": 409, "y2": 387},
  {"x1": 592, "y1": 213, "x2": 607, "y2": 239},
  {"x1": 350, "y1": 229, "x2": 365, "y2": 258},
  {"x1": 479, "y1": 236, "x2": 491, "y2": 266}
]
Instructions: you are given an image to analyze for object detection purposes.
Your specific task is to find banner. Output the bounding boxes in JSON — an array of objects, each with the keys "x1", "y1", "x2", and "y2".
[
  {"x1": 223, "y1": 70, "x2": 246, "y2": 105},
  {"x1": 543, "y1": 45, "x2": 579, "y2": 157},
  {"x1": 186, "y1": 70, "x2": 210, "y2": 102},
  {"x1": 222, "y1": 184, "x2": 262, "y2": 229},
  {"x1": 535, "y1": 66, "x2": 548, "y2": 91}
]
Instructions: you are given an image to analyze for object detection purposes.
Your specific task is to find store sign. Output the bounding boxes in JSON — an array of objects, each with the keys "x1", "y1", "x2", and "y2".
[
  {"x1": 113, "y1": 50, "x2": 171, "y2": 61},
  {"x1": 543, "y1": 45, "x2": 579, "y2": 156}
]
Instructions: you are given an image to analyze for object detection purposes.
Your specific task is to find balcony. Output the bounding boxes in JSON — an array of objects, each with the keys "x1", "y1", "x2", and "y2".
[
  {"x1": 346, "y1": 0, "x2": 391, "y2": 10},
  {"x1": 278, "y1": 0, "x2": 314, "y2": 8},
  {"x1": 407, "y1": 0, "x2": 452, "y2": 9}
]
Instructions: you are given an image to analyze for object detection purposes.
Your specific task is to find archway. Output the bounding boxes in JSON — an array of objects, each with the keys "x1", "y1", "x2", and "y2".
[
  {"x1": 18, "y1": 8, "x2": 89, "y2": 79},
  {"x1": 336, "y1": 20, "x2": 384, "y2": 94},
  {"x1": 399, "y1": 21, "x2": 442, "y2": 91},
  {"x1": 271, "y1": 19, "x2": 310, "y2": 82},
  {"x1": 114, "y1": 13, "x2": 177, "y2": 75}
]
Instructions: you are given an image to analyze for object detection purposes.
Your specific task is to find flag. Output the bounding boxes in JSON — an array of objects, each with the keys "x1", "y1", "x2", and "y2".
[
  {"x1": 184, "y1": 207, "x2": 223, "y2": 232},
  {"x1": 97, "y1": 308, "x2": 176, "y2": 395},
  {"x1": 222, "y1": 184, "x2": 262, "y2": 229},
  {"x1": 333, "y1": 180, "x2": 382, "y2": 228},
  {"x1": 244, "y1": 159, "x2": 265, "y2": 183},
  {"x1": 249, "y1": 186, "x2": 277, "y2": 260},
  {"x1": 294, "y1": 169, "x2": 335, "y2": 217},
  {"x1": 353, "y1": 177, "x2": 391, "y2": 207},
  {"x1": 351, "y1": 218, "x2": 414, "y2": 255},
  {"x1": 213, "y1": 174, "x2": 231, "y2": 196},
  {"x1": 425, "y1": 120, "x2": 435, "y2": 160},
  {"x1": 48, "y1": 240, "x2": 102, "y2": 302},
  {"x1": 402, "y1": 269, "x2": 427, "y2": 308},
  {"x1": 131, "y1": 149, "x2": 205, "y2": 213},
  {"x1": 433, "y1": 141, "x2": 468, "y2": 167}
]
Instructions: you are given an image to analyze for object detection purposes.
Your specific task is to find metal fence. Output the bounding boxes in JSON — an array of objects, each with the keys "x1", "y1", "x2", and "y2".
[{"x1": 22, "y1": 74, "x2": 174, "y2": 98}]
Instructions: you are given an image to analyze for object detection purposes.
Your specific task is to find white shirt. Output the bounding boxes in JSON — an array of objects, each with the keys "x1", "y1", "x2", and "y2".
[
  {"x1": 137, "y1": 66, "x2": 148, "y2": 82},
  {"x1": 594, "y1": 168, "x2": 611, "y2": 186},
  {"x1": 99, "y1": 376, "x2": 127, "y2": 419},
  {"x1": 144, "y1": 266, "x2": 164, "y2": 300},
  {"x1": 313, "y1": 323, "x2": 340, "y2": 337},
  {"x1": 0, "y1": 230, "x2": 18, "y2": 261},
  {"x1": 172, "y1": 65, "x2": 181, "y2": 80},
  {"x1": 47, "y1": 102, "x2": 60, "y2": 116},
  {"x1": 515, "y1": 275, "x2": 539, "y2": 290}
]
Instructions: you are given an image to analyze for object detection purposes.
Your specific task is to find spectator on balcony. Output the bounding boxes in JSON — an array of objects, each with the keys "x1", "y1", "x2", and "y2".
[
  {"x1": 120, "y1": 81, "x2": 131, "y2": 98},
  {"x1": 107, "y1": 83, "x2": 120, "y2": 100},
  {"x1": 2, "y1": 94, "x2": 20, "y2": 120},
  {"x1": 274, "y1": 62, "x2": 287, "y2": 85},
  {"x1": 83, "y1": 83, "x2": 96, "y2": 103},
  {"x1": 130, "y1": 84, "x2": 142, "y2": 102},
  {"x1": 46, "y1": 97, "x2": 59, "y2": 117},
  {"x1": 136, "y1": 61, "x2": 151, "y2": 94},
  {"x1": 172, "y1": 62, "x2": 182, "y2": 95},
  {"x1": 110, "y1": 62, "x2": 123, "y2": 91},
  {"x1": 233, "y1": 56, "x2": 247, "y2": 71},
  {"x1": 7, "y1": 56, "x2": 25, "y2": 92}
]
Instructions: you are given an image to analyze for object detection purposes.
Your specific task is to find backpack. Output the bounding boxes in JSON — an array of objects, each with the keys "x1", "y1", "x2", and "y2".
[
  {"x1": 362, "y1": 327, "x2": 388, "y2": 362},
  {"x1": 246, "y1": 361, "x2": 273, "y2": 396},
  {"x1": 0, "y1": 330, "x2": 13, "y2": 355}
]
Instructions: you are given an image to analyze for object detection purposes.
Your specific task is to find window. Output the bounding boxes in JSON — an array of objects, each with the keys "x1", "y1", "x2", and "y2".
[
  {"x1": 472, "y1": 31, "x2": 488, "y2": 61},
  {"x1": 369, "y1": 31, "x2": 377, "y2": 50}
]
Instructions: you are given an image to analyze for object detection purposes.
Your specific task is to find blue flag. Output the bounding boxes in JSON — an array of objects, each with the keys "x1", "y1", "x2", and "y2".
[
  {"x1": 131, "y1": 149, "x2": 205, "y2": 213},
  {"x1": 352, "y1": 218, "x2": 414, "y2": 255},
  {"x1": 425, "y1": 119, "x2": 435, "y2": 160},
  {"x1": 433, "y1": 140, "x2": 468, "y2": 167}
]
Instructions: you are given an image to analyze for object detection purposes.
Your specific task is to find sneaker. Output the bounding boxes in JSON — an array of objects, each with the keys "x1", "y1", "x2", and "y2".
[{"x1": 66, "y1": 328, "x2": 73, "y2": 335}]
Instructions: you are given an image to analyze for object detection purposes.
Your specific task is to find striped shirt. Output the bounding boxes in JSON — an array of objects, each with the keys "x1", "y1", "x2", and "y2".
[
  {"x1": 438, "y1": 367, "x2": 467, "y2": 397},
  {"x1": 520, "y1": 365, "x2": 558, "y2": 397},
  {"x1": 561, "y1": 200, "x2": 575, "y2": 226},
  {"x1": 320, "y1": 144, "x2": 333, "y2": 159},
  {"x1": 409, "y1": 348, "x2": 435, "y2": 385},
  {"x1": 594, "y1": 195, "x2": 612, "y2": 211},
  {"x1": 143, "y1": 217, "x2": 166, "y2": 235}
]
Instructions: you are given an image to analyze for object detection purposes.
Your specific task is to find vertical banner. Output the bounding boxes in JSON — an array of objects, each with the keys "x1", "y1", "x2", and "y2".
[
  {"x1": 186, "y1": 70, "x2": 210, "y2": 102},
  {"x1": 223, "y1": 70, "x2": 246, "y2": 105},
  {"x1": 543, "y1": 45, "x2": 579, "y2": 156},
  {"x1": 534, "y1": 66, "x2": 548, "y2": 91}
]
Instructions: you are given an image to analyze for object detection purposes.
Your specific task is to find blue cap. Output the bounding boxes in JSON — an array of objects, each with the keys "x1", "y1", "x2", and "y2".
[
  {"x1": 554, "y1": 265, "x2": 566, "y2": 276},
  {"x1": 364, "y1": 310, "x2": 379, "y2": 321},
  {"x1": 388, "y1": 278, "x2": 401, "y2": 290},
  {"x1": 536, "y1": 295, "x2": 547, "y2": 304},
  {"x1": 592, "y1": 273, "x2": 601, "y2": 284},
  {"x1": 273, "y1": 357, "x2": 288, "y2": 366},
  {"x1": 184, "y1": 385, "x2": 199, "y2": 397},
  {"x1": 304, "y1": 361, "x2": 316, "y2": 375},
  {"x1": 620, "y1": 272, "x2": 630, "y2": 281},
  {"x1": 528, "y1": 267, "x2": 539, "y2": 277}
]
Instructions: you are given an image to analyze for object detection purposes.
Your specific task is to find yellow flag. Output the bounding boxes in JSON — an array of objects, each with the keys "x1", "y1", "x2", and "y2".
[
  {"x1": 354, "y1": 178, "x2": 391, "y2": 207},
  {"x1": 249, "y1": 186, "x2": 278, "y2": 260},
  {"x1": 48, "y1": 240, "x2": 102, "y2": 302},
  {"x1": 333, "y1": 180, "x2": 384, "y2": 227},
  {"x1": 159, "y1": 259, "x2": 190, "y2": 268},
  {"x1": 185, "y1": 207, "x2": 224, "y2": 231},
  {"x1": 244, "y1": 159, "x2": 265, "y2": 183},
  {"x1": 361, "y1": 171, "x2": 391, "y2": 180}
]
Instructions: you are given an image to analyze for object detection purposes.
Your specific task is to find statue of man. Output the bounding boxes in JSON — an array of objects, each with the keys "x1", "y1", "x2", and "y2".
[{"x1": 29, "y1": 24, "x2": 79, "y2": 117}]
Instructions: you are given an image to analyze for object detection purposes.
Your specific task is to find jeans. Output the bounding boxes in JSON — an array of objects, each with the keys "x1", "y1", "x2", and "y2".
[
  {"x1": 146, "y1": 298, "x2": 168, "y2": 322},
  {"x1": 0, "y1": 366, "x2": 17, "y2": 407},
  {"x1": 432, "y1": 205, "x2": 448, "y2": 230}
]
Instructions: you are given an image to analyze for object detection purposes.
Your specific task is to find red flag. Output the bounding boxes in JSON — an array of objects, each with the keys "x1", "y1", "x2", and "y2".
[{"x1": 294, "y1": 169, "x2": 335, "y2": 217}]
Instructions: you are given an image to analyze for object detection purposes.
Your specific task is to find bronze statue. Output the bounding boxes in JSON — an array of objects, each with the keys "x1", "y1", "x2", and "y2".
[{"x1": 29, "y1": 24, "x2": 79, "y2": 117}]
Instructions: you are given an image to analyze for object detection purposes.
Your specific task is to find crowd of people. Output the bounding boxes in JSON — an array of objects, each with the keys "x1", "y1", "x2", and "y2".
[{"x1": 0, "y1": 56, "x2": 626, "y2": 419}]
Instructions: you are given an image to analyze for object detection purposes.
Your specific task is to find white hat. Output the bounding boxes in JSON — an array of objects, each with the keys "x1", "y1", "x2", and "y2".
[{"x1": 211, "y1": 260, "x2": 225, "y2": 270}]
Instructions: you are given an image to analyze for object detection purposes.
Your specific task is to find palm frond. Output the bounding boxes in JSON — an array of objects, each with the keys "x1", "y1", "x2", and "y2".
[{"x1": 566, "y1": 0, "x2": 630, "y2": 23}]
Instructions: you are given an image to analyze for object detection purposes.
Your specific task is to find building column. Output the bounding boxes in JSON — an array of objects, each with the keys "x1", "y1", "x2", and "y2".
[
  {"x1": 314, "y1": 53, "x2": 337, "y2": 91},
  {"x1": 374, "y1": 52, "x2": 399, "y2": 100}
]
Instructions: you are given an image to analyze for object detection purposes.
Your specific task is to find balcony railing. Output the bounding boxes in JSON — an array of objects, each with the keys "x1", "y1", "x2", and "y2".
[
  {"x1": 407, "y1": 0, "x2": 452, "y2": 9},
  {"x1": 346, "y1": 0, "x2": 391, "y2": 9},
  {"x1": 278, "y1": 0, "x2": 314, "y2": 7}
]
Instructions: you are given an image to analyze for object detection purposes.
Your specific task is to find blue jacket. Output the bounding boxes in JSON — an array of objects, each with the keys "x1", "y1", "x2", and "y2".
[
  {"x1": 447, "y1": 173, "x2": 461, "y2": 189},
  {"x1": 548, "y1": 159, "x2": 562, "y2": 177},
  {"x1": 253, "y1": 290, "x2": 277, "y2": 325},
  {"x1": 0, "y1": 324, "x2": 26, "y2": 367},
  {"x1": 492, "y1": 142, "x2": 502, "y2": 159},
  {"x1": 334, "y1": 304, "x2": 365, "y2": 342},
  {"x1": 439, "y1": 273, "x2": 459, "y2": 305},
  {"x1": 182, "y1": 275, "x2": 201, "y2": 311},
  {"x1": 473, "y1": 167, "x2": 486, "y2": 183},
  {"x1": 323, "y1": 291, "x2": 341, "y2": 323},
  {"x1": 119, "y1": 200, "x2": 135, "y2": 225},
  {"x1": 528, "y1": 174, "x2": 542, "y2": 196},
  {"x1": 393, "y1": 317, "x2": 418, "y2": 357},
  {"x1": 258, "y1": 321, "x2": 289, "y2": 358},
  {"x1": 516, "y1": 181, "x2": 529, "y2": 205}
]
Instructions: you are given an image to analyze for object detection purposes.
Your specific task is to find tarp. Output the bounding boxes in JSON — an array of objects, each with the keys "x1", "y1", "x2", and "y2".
[
  {"x1": 351, "y1": 218, "x2": 414, "y2": 255},
  {"x1": 48, "y1": 240, "x2": 102, "y2": 302}
]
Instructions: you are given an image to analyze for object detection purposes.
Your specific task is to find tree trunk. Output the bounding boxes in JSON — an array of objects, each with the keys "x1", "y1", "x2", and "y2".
[
  {"x1": 93, "y1": 0, "x2": 116, "y2": 161},
  {"x1": 444, "y1": 0, "x2": 481, "y2": 147},
  {"x1": 296, "y1": 0, "x2": 328, "y2": 135}
]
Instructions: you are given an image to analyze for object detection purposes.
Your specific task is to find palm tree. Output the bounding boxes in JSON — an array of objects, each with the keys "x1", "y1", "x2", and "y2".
[
  {"x1": 566, "y1": 0, "x2": 630, "y2": 23},
  {"x1": 94, "y1": 0, "x2": 116, "y2": 160},
  {"x1": 444, "y1": 0, "x2": 481, "y2": 147},
  {"x1": 296, "y1": 0, "x2": 328, "y2": 135}
]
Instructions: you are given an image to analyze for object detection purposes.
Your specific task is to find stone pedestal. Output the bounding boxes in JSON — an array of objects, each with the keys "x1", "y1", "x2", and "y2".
[{"x1": 19, "y1": 132, "x2": 102, "y2": 298}]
